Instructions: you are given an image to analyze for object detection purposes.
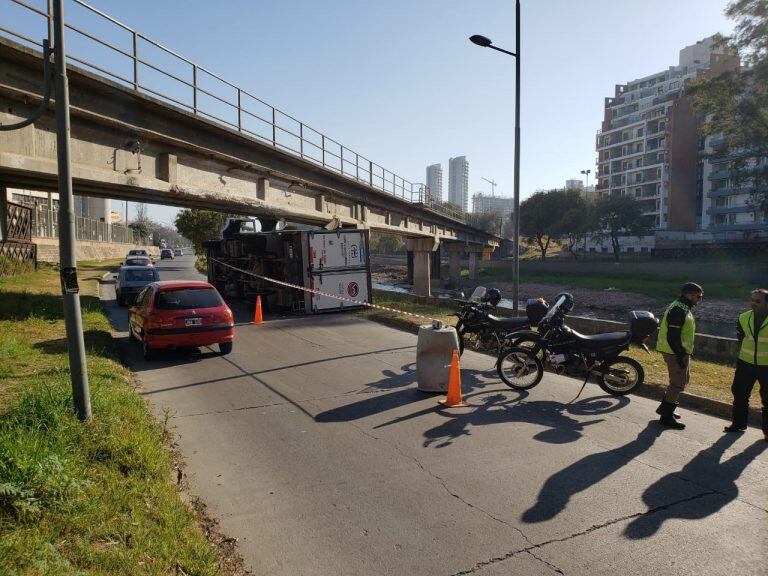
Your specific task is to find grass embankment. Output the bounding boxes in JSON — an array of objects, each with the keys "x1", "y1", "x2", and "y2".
[
  {"x1": 0, "y1": 263, "x2": 221, "y2": 575},
  {"x1": 358, "y1": 292, "x2": 757, "y2": 406},
  {"x1": 464, "y1": 258, "x2": 765, "y2": 301}
]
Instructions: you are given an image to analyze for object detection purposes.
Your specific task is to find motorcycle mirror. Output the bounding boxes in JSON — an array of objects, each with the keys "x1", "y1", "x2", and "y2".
[{"x1": 460, "y1": 291, "x2": 466, "y2": 299}]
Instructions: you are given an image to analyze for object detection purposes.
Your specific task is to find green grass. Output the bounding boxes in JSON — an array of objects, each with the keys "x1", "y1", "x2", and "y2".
[
  {"x1": 468, "y1": 258, "x2": 765, "y2": 301},
  {"x1": 361, "y1": 292, "x2": 755, "y2": 405},
  {"x1": 0, "y1": 263, "x2": 221, "y2": 575}
]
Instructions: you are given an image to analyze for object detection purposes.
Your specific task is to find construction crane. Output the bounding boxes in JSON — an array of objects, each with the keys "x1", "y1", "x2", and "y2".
[{"x1": 481, "y1": 177, "x2": 497, "y2": 196}]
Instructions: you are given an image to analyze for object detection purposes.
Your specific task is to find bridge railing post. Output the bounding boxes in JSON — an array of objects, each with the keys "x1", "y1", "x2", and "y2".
[
  {"x1": 272, "y1": 108, "x2": 276, "y2": 146},
  {"x1": 321, "y1": 135, "x2": 326, "y2": 167},
  {"x1": 237, "y1": 88, "x2": 241, "y2": 130},
  {"x1": 132, "y1": 31, "x2": 138, "y2": 90},
  {"x1": 193, "y1": 65, "x2": 198, "y2": 114},
  {"x1": 299, "y1": 123, "x2": 304, "y2": 157}
]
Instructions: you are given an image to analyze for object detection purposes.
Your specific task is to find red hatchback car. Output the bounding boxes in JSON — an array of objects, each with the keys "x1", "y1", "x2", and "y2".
[{"x1": 129, "y1": 281, "x2": 234, "y2": 359}]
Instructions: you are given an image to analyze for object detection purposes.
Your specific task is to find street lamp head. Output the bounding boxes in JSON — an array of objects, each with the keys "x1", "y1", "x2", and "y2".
[{"x1": 469, "y1": 34, "x2": 493, "y2": 48}]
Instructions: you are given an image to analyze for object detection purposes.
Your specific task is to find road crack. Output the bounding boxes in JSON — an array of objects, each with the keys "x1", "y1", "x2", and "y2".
[{"x1": 450, "y1": 490, "x2": 718, "y2": 576}]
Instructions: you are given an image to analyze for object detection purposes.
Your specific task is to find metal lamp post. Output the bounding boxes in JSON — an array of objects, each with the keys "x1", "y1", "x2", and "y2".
[
  {"x1": 581, "y1": 169, "x2": 591, "y2": 188},
  {"x1": 469, "y1": 0, "x2": 522, "y2": 315},
  {"x1": 53, "y1": 0, "x2": 92, "y2": 420}
]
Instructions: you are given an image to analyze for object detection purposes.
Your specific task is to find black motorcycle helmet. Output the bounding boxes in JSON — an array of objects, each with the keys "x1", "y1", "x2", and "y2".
[
  {"x1": 552, "y1": 292, "x2": 575, "y2": 314},
  {"x1": 483, "y1": 288, "x2": 502, "y2": 307}
]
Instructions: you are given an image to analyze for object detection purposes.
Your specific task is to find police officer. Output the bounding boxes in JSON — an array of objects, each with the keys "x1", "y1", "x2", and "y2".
[
  {"x1": 724, "y1": 288, "x2": 768, "y2": 441},
  {"x1": 655, "y1": 282, "x2": 704, "y2": 429}
]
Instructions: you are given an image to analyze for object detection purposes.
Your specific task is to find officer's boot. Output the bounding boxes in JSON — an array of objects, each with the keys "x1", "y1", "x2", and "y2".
[
  {"x1": 763, "y1": 409, "x2": 768, "y2": 442},
  {"x1": 658, "y1": 401, "x2": 686, "y2": 429},
  {"x1": 655, "y1": 403, "x2": 681, "y2": 419}
]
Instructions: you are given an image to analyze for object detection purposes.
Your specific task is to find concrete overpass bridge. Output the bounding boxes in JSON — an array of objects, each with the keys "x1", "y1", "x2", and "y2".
[{"x1": 0, "y1": 1, "x2": 500, "y2": 295}]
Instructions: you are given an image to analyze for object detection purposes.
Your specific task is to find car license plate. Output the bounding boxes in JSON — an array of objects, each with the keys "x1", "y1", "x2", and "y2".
[{"x1": 185, "y1": 317, "x2": 202, "y2": 327}]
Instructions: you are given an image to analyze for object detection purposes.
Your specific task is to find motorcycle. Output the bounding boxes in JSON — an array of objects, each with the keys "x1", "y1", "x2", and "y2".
[
  {"x1": 496, "y1": 292, "x2": 659, "y2": 396},
  {"x1": 453, "y1": 287, "x2": 549, "y2": 355}
]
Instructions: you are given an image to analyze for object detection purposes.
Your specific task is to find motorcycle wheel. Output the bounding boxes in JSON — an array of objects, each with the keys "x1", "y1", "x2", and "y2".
[
  {"x1": 497, "y1": 346, "x2": 543, "y2": 390},
  {"x1": 598, "y1": 356, "x2": 644, "y2": 396},
  {"x1": 456, "y1": 321, "x2": 466, "y2": 355}
]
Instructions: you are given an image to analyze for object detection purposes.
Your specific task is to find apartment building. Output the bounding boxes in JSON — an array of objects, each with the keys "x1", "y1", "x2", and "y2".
[
  {"x1": 593, "y1": 36, "x2": 758, "y2": 251},
  {"x1": 425, "y1": 163, "x2": 443, "y2": 204},
  {"x1": 448, "y1": 156, "x2": 469, "y2": 213},
  {"x1": 472, "y1": 192, "x2": 514, "y2": 215}
]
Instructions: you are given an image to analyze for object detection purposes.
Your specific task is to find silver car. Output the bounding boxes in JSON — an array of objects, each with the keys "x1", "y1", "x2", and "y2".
[{"x1": 116, "y1": 265, "x2": 159, "y2": 306}]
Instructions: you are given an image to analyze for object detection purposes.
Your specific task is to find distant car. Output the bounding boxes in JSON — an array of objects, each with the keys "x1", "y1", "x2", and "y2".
[
  {"x1": 160, "y1": 248, "x2": 174, "y2": 260},
  {"x1": 115, "y1": 265, "x2": 159, "y2": 306},
  {"x1": 128, "y1": 281, "x2": 234, "y2": 359},
  {"x1": 124, "y1": 256, "x2": 153, "y2": 267},
  {"x1": 174, "y1": 248, "x2": 183, "y2": 257},
  {"x1": 127, "y1": 249, "x2": 149, "y2": 257}
]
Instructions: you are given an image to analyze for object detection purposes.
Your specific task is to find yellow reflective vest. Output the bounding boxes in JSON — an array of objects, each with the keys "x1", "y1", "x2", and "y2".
[
  {"x1": 738, "y1": 310, "x2": 768, "y2": 366},
  {"x1": 657, "y1": 300, "x2": 695, "y2": 355}
]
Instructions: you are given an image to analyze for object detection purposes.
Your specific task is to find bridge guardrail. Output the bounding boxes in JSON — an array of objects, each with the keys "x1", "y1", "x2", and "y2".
[{"x1": 2, "y1": 0, "x2": 468, "y2": 224}]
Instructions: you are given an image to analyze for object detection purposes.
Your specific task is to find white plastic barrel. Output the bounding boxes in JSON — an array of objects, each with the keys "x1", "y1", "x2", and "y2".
[{"x1": 416, "y1": 323, "x2": 460, "y2": 392}]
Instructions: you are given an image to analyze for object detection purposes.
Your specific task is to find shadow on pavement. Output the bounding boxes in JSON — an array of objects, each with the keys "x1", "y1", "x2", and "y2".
[
  {"x1": 623, "y1": 433, "x2": 767, "y2": 539},
  {"x1": 419, "y1": 393, "x2": 629, "y2": 449},
  {"x1": 522, "y1": 421, "x2": 662, "y2": 524}
]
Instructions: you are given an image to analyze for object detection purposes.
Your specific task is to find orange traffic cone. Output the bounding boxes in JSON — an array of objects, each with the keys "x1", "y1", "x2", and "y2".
[
  {"x1": 439, "y1": 349, "x2": 467, "y2": 408},
  {"x1": 253, "y1": 295, "x2": 263, "y2": 324}
]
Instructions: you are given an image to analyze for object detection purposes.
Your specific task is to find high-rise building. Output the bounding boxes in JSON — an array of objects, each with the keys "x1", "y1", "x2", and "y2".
[
  {"x1": 425, "y1": 163, "x2": 442, "y2": 203},
  {"x1": 472, "y1": 192, "x2": 514, "y2": 215},
  {"x1": 565, "y1": 179, "x2": 584, "y2": 191},
  {"x1": 593, "y1": 36, "x2": 762, "y2": 249},
  {"x1": 448, "y1": 156, "x2": 469, "y2": 212}
]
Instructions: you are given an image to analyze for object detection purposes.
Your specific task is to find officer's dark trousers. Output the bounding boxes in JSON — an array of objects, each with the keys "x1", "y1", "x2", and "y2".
[{"x1": 730, "y1": 359, "x2": 768, "y2": 432}]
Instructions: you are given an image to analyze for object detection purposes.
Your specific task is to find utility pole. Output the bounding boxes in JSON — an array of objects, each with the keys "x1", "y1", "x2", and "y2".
[{"x1": 53, "y1": 0, "x2": 91, "y2": 420}]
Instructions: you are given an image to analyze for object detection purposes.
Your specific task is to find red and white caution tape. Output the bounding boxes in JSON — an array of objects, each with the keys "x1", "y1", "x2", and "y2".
[{"x1": 210, "y1": 258, "x2": 440, "y2": 322}]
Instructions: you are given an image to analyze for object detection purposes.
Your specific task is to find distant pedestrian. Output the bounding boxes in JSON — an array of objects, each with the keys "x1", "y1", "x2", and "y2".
[
  {"x1": 655, "y1": 282, "x2": 704, "y2": 429},
  {"x1": 724, "y1": 288, "x2": 768, "y2": 442}
]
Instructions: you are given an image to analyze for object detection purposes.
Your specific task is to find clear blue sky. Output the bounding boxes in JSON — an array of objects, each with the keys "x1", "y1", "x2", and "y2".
[{"x1": 8, "y1": 0, "x2": 735, "y2": 225}]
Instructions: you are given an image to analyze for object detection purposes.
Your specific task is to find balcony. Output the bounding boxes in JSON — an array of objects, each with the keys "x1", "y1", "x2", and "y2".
[
  {"x1": 706, "y1": 205, "x2": 752, "y2": 215},
  {"x1": 708, "y1": 186, "x2": 754, "y2": 198},
  {"x1": 708, "y1": 170, "x2": 732, "y2": 180}
]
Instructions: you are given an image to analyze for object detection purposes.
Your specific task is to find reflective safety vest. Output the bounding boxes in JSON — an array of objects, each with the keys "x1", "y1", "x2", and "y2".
[
  {"x1": 738, "y1": 310, "x2": 768, "y2": 366},
  {"x1": 657, "y1": 300, "x2": 695, "y2": 355}
]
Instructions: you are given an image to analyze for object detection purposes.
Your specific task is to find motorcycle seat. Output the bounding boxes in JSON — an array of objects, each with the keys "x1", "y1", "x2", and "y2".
[
  {"x1": 487, "y1": 315, "x2": 530, "y2": 330},
  {"x1": 569, "y1": 329, "x2": 631, "y2": 348}
]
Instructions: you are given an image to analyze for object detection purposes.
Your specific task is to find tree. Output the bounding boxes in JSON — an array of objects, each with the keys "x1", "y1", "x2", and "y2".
[
  {"x1": 519, "y1": 189, "x2": 570, "y2": 261},
  {"x1": 468, "y1": 210, "x2": 504, "y2": 236},
  {"x1": 369, "y1": 232, "x2": 405, "y2": 254},
  {"x1": 592, "y1": 196, "x2": 652, "y2": 262},
  {"x1": 554, "y1": 192, "x2": 594, "y2": 260},
  {"x1": 174, "y1": 209, "x2": 229, "y2": 256},
  {"x1": 688, "y1": 0, "x2": 768, "y2": 214}
]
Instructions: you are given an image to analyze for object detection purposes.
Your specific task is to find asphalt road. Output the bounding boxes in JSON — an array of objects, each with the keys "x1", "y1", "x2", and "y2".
[{"x1": 101, "y1": 256, "x2": 768, "y2": 576}]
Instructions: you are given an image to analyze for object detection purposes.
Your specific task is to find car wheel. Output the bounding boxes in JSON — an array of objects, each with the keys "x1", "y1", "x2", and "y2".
[
  {"x1": 142, "y1": 337, "x2": 156, "y2": 361},
  {"x1": 219, "y1": 342, "x2": 233, "y2": 355}
]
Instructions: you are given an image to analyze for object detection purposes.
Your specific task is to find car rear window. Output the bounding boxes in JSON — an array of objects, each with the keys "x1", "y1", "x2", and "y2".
[
  {"x1": 155, "y1": 288, "x2": 222, "y2": 310},
  {"x1": 126, "y1": 258, "x2": 150, "y2": 266},
  {"x1": 124, "y1": 269, "x2": 156, "y2": 282}
]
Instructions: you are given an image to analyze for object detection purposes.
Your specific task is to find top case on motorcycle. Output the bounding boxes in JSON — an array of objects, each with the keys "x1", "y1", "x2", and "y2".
[
  {"x1": 487, "y1": 315, "x2": 530, "y2": 330},
  {"x1": 565, "y1": 327, "x2": 632, "y2": 349}
]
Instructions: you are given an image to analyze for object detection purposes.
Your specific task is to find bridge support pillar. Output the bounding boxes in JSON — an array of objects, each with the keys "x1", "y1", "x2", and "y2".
[
  {"x1": 467, "y1": 245, "x2": 485, "y2": 281},
  {"x1": 406, "y1": 236, "x2": 439, "y2": 297},
  {"x1": 443, "y1": 242, "x2": 465, "y2": 287}
]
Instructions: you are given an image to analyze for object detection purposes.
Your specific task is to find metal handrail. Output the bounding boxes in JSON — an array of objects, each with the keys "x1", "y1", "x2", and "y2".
[{"x1": 2, "y1": 0, "x2": 466, "y2": 222}]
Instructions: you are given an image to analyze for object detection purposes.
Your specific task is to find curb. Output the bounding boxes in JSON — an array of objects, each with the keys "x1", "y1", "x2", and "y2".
[{"x1": 359, "y1": 312, "x2": 761, "y2": 427}]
